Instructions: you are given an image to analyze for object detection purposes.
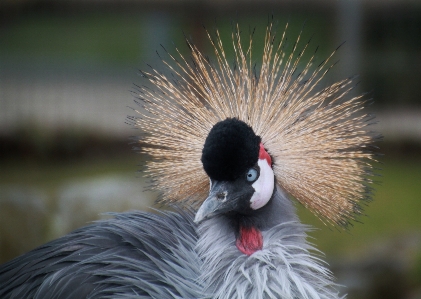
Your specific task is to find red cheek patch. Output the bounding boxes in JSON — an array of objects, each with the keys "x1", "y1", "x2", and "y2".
[{"x1": 259, "y1": 143, "x2": 272, "y2": 166}]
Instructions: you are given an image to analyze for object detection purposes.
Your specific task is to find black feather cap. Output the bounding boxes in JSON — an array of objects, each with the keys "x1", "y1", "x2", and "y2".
[{"x1": 201, "y1": 118, "x2": 261, "y2": 181}]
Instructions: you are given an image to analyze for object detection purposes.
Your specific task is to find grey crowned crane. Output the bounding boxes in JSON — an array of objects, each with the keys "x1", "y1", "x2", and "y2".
[{"x1": 0, "y1": 22, "x2": 377, "y2": 299}]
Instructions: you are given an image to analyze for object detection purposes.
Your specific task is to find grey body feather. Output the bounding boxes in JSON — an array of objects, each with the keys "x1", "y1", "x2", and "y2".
[
  {"x1": 0, "y1": 209, "x2": 203, "y2": 299},
  {"x1": 0, "y1": 190, "x2": 342, "y2": 299}
]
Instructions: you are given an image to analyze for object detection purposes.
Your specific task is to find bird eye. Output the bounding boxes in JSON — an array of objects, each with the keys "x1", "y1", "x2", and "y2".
[{"x1": 246, "y1": 168, "x2": 258, "y2": 182}]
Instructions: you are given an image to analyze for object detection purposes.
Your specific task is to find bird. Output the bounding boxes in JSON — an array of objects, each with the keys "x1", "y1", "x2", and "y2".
[{"x1": 0, "y1": 20, "x2": 377, "y2": 299}]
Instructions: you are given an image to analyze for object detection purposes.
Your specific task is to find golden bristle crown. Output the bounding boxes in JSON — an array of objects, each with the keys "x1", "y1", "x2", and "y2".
[{"x1": 129, "y1": 21, "x2": 377, "y2": 226}]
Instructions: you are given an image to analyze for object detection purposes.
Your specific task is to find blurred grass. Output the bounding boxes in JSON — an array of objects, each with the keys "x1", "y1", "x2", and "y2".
[{"x1": 299, "y1": 157, "x2": 421, "y2": 257}]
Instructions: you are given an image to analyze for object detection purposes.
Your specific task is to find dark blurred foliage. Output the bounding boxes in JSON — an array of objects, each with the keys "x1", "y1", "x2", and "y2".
[
  {"x1": 0, "y1": 127, "x2": 131, "y2": 162},
  {"x1": 362, "y1": 4, "x2": 421, "y2": 107},
  {"x1": 1, "y1": 1, "x2": 420, "y2": 107}
]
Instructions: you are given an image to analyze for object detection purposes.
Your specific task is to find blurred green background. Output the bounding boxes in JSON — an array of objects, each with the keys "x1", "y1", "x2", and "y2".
[{"x1": 0, "y1": 1, "x2": 420, "y2": 298}]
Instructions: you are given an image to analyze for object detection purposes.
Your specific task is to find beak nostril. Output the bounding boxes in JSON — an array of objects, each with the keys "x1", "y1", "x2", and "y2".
[{"x1": 216, "y1": 191, "x2": 227, "y2": 201}]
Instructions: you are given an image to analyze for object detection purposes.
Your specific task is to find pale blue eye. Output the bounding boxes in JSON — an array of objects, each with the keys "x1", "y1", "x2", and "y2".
[{"x1": 246, "y1": 168, "x2": 258, "y2": 182}]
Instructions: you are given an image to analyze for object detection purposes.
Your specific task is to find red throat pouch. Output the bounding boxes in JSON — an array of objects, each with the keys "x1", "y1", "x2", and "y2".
[{"x1": 236, "y1": 226, "x2": 263, "y2": 256}]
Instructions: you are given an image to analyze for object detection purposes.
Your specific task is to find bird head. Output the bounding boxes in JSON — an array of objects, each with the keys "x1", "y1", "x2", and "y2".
[{"x1": 195, "y1": 118, "x2": 275, "y2": 223}]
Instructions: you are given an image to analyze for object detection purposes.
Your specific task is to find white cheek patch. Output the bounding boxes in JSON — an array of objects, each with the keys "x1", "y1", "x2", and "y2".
[{"x1": 250, "y1": 159, "x2": 274, "y2": 210}]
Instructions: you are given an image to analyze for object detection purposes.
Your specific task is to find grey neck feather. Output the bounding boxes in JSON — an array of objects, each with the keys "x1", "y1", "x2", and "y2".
[{"x1": 196, "y1": 186, "x2": 344, "y2": 299}]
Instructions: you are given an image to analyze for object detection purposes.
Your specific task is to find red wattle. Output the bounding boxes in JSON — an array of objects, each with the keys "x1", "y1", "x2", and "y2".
[
  {"x1": 259, "y1": 143, "x2": 272, "y2": 166},
  {"x1": 236, "y1": 226, "x2": 263, "y2": 256}
]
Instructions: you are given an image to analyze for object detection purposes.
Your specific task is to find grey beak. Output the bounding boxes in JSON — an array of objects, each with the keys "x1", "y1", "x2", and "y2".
[{"x1": 194, "y1": 181, "x2": 231, "y2": 223}]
